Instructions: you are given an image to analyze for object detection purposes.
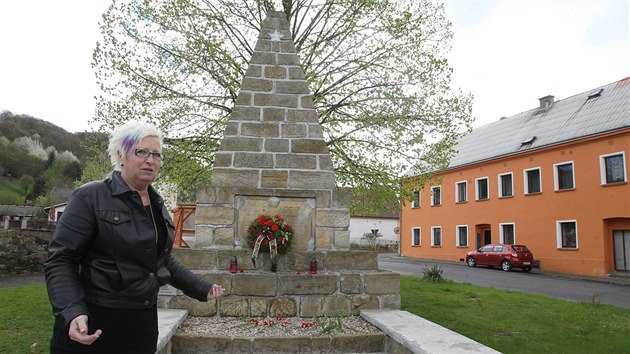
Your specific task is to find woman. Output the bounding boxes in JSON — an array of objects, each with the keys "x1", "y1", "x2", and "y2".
[{"x1": 44, "y1": 121, "x2": 224, "y2": 353}]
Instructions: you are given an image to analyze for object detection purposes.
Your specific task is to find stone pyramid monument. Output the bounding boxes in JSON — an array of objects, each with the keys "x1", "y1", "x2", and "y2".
[{"x1": 196, "y1": 10, "x2": 348, "y2": 253}]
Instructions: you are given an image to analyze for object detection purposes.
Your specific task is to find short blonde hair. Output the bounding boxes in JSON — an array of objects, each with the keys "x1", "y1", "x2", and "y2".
[{"x1": 107, "y1": 120, "x2": 163, "y2": 171}]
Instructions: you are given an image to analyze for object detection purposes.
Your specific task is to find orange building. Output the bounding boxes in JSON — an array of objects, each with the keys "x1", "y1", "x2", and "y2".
[{"x1": 401, "y1": 77, "x2": 630, "y2": 277}]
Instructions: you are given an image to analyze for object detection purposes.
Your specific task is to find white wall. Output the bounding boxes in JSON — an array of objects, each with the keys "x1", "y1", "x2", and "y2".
[{"x1": 349, "y1": 217, "x2": 400, "y2": 245}]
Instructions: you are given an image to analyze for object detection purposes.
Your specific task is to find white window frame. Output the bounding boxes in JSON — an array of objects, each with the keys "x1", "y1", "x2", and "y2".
[
  {"x1": 554, "y1": 161, "x2": 575, "y2": 191},
  {"x1": 456, "y1": 225, "x2": 468, "y2": 247},
  {"x1": 499, "y1": 222, "x2": 516, "y2": 244},
  {"x1": 599, "y1": 151, "x2": 627, "y2": 184},
  {"x1": 523, "y1": 167, "x2": 542, "y2": 194},
  {"x1": 411, "y1": 190, "x2": 421, "y2": 208},
  {"x1": 431, "y1": 226, "x2": 442, "y2": 247},
  {"x1": 455, "y1": 181, "x2": 467, "y2": 203},
  {"x1": 431, "y1": 186, "x2": 441, "y2": 206},
  {"x1": 411, "y1": 227, "x2": 421, "y2": 246},
  {"x1": 498, "y1": 172, "x2": 514, "y2": 197},
  {"x1": 556, "y1": 220, "x2": 578, "y2": 249},
  {"x1": 475, "y1": 176, "x2": 489, "y2": 201}
]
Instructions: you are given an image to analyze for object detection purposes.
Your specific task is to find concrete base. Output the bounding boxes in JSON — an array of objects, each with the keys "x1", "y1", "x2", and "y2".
[
  {"x1": 360, "y1": 310, "x2": 501, "y2": 354},
  {"x1": 157, "y1": 309, "x2": 188, "y2": 354}
]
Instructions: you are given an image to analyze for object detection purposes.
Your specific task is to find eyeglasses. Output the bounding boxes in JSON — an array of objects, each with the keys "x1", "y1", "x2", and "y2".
[{"x1": 134, "y1": 148, "x2": 165, "y2": 161}]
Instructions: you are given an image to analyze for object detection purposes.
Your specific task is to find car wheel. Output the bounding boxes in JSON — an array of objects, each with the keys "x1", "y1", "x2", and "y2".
[
  {"x1": 466, "y1": 257, "x2": 477, "y2": 267},
  {"x1": 522, "y1": 267, "x2": 532, "y2": 273},
  {"x1": 501, "y1": 260, "x2": 512, "y2": 272}
]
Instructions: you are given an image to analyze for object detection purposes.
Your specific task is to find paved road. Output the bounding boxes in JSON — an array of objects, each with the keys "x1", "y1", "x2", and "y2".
[{"x1": 378, "y1": 253, "x2": 630, "y2": 308}]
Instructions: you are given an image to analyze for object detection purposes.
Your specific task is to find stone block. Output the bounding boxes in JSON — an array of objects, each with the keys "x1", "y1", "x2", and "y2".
[
  {"x1": 198, "y1": 272, "x2": 231, "y2": 293},
  {"x1": 240, "y1": 122, "x2": 279, "y2": 138},
  {"x1": 213, "y1": 152, "x2": 233, "y2": 167},
  {"x1": 286, "y1": 109, "x2": 318, "y2": 123},
  {"x1": 288, "y1": 171, "x2": 336, "y2": 189},
  {"x1": 220, "y1": 298, "x2": 249, "y2": 317},
  {"x1": 196, "y1": 205, "x2": 235, "y2": 225},
  {"x1": 334, "y1": 230, "x2": 350, "y2": 249},
  {"x1": 168, "y1": 295, "x2": 217, "y2": 317},
  {"x1": 322, "y1": 295, "x2": 351, "y2": 316},
  {"x1": 315, "y1": 229, "x2": 332, "y2": 250},
  {"x1": 300, "y1": 296, "x2": 323, "y2": 317},
  {"x1": 252, "y1": 336, "x2": 312, "y2": 354},
  {"x1": 275, "y1": 154, "x2": 316, "y2": 169},
  {"x1": 241, "y1": 78, "x2": 273, "y2": 92},
  {"x1": 326, "y1": 251, "x2": 379, "y2": 270},
  {"x1": 288, "y1": 67, "x2": 305, "y2": 80},
  {"x1": 250, "y1": 52, "x2": 275, "y2": 65},
  {"x1": 263, "y1": 66, "x2": 286, "y2": 79},
  {"x1": 250, "y1": 297, "x2": 268, "y2": 317},
  {"x1": 290, "y1": 139, "x2": 328, "y2": 154},
  {"x1": 264, "y1": 139, "x2": 289, "y2": 152},
  {"x1": 254, "y1": 93, "x2": 299, "y2": 108},
  {"x1": 193, "y1": 225, "x2": 212, "y2": 248},
  {"x1": 229, "y1": 106, "x2": 261, "y2": 121},
  {"x1": 382, "y1": 294, "x2": 401, "y2": 309},
  {"x1": 171, "y1": 335, "x2": 231, "y2": 353},
  {"x1": 300, "y1": 95, "x2": 314, "y2": 109},
  {"x1": 263, "y1": 107, "x2": 285, "y2": 121},
  {"x1": 318, "y1": 155, "x2": 333, "y2": 170},
  {"x1": 215, "y1": 249, "x2": 254, "y2": 270},
  {"x1": 339, "y1": 273, "x2": 362, "y2": 294},
  {"x1": 389, "y1": 339, "x2": 415, "y2": 354},
  {"x1": 171, "y1": 248, "x2": 215, "y2": 269},
  {"x1": 211, "y1": 169, "x2": 259, "y2": 189},
  {"x1": 352, "y1": 294, "x2": 379, "y2": 315},
  {"x1": 316, "y1": 209, "x2": 350, "y2": 228},
  {"x1": 331, "y1": 333, "x2": 384, "y2": 353},
  {"x1": 280, "y1": 123, "x2": 307, "y2": 138},
  {"x1": 218, "y1": 136, "x2": 262, "y2": 151},
  {"x1": 277, "y1": 53, "x2": 300, "y2": 65},
  {"x1": 307, "y1": 123, "x2": 323, "y2": 138},
  {"x1": 310, "y1": 336, "x2": 332, "y2": 352},
  {"x1": 232, "y1": 337, "x2": 252, "y2": 354},
  {"x1": 254, "y1": 38, "x2": 270, "y2": 52},
  {"x1": 269, "y1": 297, "x2": 297, "y2": 317},
  {"x1": 214, "y1": 227, "x2": 235, "y2": 247},
  {"x1": 235, "y1": 92, "x2": 252, "y2": 105},
  {"x1": 276, "y1": 81, "x2": 310, "y2": 94},
  {"x1": 195, "y1": 188, "x2": 217, "y2": 204},
  {"x1": 233, "y1": 152, "x2": 274, "y2": 168},
  {"x1": 245, "y1": 64, "x2": 262, "y2": 77},
  {"x1": 234, "y1": 273, "x2": 277, "y2": 296},
  {"x1": 284, "y1": 252, "x2": 323, "y2": 271},
  {"x1": 364, "y1": 272, "x2": 400, "y2": 295},
  {"x1": 224, "y1": 121, "x2": 239, "y2": 135},
  {"x1": 261, "y1": 170, "x2": 288, "y2": 189},
  {"x1": 279, "y1": 274, "x2": 337, "y2": 295},
  {"x1": 315, "y1": 190, "x2": 333, "y2": 209}
]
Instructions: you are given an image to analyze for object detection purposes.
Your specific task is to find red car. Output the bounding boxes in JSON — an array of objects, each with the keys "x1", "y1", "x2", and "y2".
[{"x1": 466, "y1": 244, "x2": 534, "y2": 272}]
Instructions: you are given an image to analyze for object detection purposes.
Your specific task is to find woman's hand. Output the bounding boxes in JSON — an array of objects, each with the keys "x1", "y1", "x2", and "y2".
[
  {"x1": 207, "y1": 284, "x2": 225, "y2": 300},
  {"x1": 68, "y1": 315, "x2": 102, "y2": 345}
]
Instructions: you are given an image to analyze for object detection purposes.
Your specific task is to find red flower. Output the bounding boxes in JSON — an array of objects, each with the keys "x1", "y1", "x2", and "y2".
[
  {"x1": 265, "y1": 220, "x2": 274, "y2": 227},
  {"x1": 247, "y1": 228, "x2": 253, "y2": 234},
  {"x1": 275, "y1": 215, "x2": 283, "y2": 222},
  {"x1": 285, "y1": 225, "x2": 292, "y2": 231},
  {"x1": 271, "y1": 224, "x2": 279, "y2": 231}
]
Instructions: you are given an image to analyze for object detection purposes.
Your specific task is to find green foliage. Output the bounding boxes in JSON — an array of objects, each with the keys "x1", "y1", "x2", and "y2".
[
  {"x1": 318, "y1": 315, "x2": 344, "y2": 334},
  {"x1": 361, "y1": 231, "x2": 383, "y2": 250},
  {"x1": 400, "y1": 276, "x2": 630, "y2": 354},
  {"x1": 0, "y1": 285, "x2": 53, "y2": 354},
  {"x1": 421, "y1": 264, "x2": 445, "y2": 282},
  {"x1": 93, "y1": 0, "x2": 474, "y2": 207}
]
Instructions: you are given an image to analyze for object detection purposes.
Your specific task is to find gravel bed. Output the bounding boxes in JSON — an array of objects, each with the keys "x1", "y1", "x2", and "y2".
[{"x1": 177, "y1": 316, "x2": 382, "y2": 337}]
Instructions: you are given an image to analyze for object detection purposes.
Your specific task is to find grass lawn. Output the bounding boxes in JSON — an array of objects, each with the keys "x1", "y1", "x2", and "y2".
[{"x1": 1, "y1": 278, "x2": 629, "y2": 353}]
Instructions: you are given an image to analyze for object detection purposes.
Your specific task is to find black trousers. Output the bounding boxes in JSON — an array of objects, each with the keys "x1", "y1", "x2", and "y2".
[{"x1": 50, "y1": 303, "x2": 158, "y2": 354}]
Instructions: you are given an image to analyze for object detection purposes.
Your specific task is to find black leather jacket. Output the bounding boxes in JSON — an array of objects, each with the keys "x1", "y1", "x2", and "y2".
[{"x1": 45, "y1": 172, "x2": 211, "y2": 327}]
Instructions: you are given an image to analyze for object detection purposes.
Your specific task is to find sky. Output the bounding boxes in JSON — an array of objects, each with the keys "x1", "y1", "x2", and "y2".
[{"x1": 0, "y1": 0, "x2": 628, "y2": 133}]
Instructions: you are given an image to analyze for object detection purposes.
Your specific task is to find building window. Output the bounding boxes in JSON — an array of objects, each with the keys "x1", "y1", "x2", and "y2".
[
  {"x1": 431, "y1": 186, "x2": 441, "y2": 206},
  {"x1": 455, "y1": 181, "x2": 467, "y2": 203},
  {"x1": 600, "y1": 152, "x2": 626, "y2": 184},
  {"x1": 431, "y1": 226, "x2": 442, "y2": 246},
  {"x1": 412, "y1": 227, "x2": 421, "y2": 246},
  {"x1": 476, "y1": 177, "x2": 489, "y2": 200},
  {"x1": 556, "y1": 220, "x2": 578, "y2": 249},
  {"x1": 500, "y1": 223, "x2": 515, "y2": 244},
  {"x1": 456, "y1": 225, "x2": 468, "y2": 247},
  {"x1": 498, "y1": 172, "x2": 513, "y2": 197},
  {"x1": 411, "y1": 190, "x2": 420, "y2": 208},
  {"x1": 524, "y1": 167, "x2": 542, "y2": 194},
  {"x1": 554, "y1": 161, "x2": 575, "y2": 190}
]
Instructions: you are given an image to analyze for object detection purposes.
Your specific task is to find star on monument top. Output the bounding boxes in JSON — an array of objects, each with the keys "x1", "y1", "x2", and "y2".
[{"x1": 269, "y1": 29, "x2": 284, "y2": 41}]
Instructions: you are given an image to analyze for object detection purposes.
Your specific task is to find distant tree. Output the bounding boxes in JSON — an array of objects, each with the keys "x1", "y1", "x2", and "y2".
[
  {"x1": 63, "y1": 161, "x2": 83, "y2": 181},
  {"x1": 30, "y1": 175, "x2": 47, "y2": 200},
  {"x1": 19, "y1": 175, "x2": 34, "y2": 202},
  {"x1": 45, "y1": 150, "x2": 56, "y2": 169},
  {"x1": 93, "y1": 0, "x2": 473, "y2": 209}
]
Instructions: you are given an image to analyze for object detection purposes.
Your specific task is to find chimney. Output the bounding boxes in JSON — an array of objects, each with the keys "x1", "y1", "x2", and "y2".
[{"x1": 538, "y1": 95, "x2": 554, "y2": 109}]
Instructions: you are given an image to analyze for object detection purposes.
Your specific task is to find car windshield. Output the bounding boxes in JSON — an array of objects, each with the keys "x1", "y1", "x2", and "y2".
[{"x1": 512, "y1": 245, "x2": 530, "y2": 252}]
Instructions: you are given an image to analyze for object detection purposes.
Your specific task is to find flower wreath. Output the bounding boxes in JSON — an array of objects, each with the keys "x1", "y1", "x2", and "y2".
[{"x1": 247, "y1": 214, "x2": 294, "y2": 254}]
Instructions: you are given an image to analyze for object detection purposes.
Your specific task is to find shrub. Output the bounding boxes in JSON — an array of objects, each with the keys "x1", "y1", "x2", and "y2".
[{"x1": 422, "y1": 264, "x2": 445, "y2": 282}]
